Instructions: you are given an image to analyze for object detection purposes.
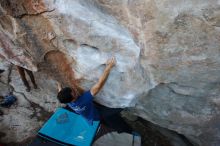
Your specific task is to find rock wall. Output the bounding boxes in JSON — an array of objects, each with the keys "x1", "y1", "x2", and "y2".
[{"x1": 0, "y1": 0, "x2": 220, "y2": 145}]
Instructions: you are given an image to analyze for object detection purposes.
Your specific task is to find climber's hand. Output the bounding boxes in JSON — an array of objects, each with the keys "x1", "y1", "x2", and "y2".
[
  {"x1": 106, "y1": 57, "x2": 116, "y2": 69},
  {"x1": 57, "y1": 82, "x2": 62, "y2": 92}
]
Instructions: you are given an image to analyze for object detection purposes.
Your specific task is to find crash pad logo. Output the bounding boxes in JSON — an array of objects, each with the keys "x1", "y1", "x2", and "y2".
[
  {"x1": 74, "y1": 130, "x2": 87, "y2": 142},
  {"x1": 56, "y1": 112, "x2": 69, "y2": 124}
]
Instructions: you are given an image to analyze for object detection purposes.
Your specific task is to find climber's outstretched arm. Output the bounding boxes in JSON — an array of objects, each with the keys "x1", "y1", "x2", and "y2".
[{"x1": 91, "y1": 57, "x2": 116, "y2": 96}]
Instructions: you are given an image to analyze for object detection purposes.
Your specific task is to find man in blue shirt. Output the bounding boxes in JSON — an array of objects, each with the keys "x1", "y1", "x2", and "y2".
[
  {"x1": 57, "y1": 57, "x2": 116, "y2": 123},
  {"x1": 57, "y1": 57, "x2": 132, "y2": 133}
]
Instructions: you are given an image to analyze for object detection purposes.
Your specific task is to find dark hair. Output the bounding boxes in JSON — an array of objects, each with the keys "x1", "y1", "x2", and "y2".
[{"x1": 57, "y1": 87, "x2": 73, "y2": 103}]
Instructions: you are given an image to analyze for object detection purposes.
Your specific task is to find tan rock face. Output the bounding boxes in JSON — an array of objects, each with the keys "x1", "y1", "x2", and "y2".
[{"x1": 0, "y1": 0, "x2": 220, "y2": 145}]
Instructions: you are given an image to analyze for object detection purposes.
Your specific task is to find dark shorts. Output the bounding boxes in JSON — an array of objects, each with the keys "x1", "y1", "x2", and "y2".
[
  {"x1": 94, "y1": 102, "x2": 132, "y2": 133},
  {"x1": 93, "y1": 102, "x2": 123, "y2": 118}
]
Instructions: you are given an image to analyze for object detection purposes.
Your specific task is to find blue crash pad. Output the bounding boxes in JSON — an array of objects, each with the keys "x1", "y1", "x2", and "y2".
[{"x1": 38, "y1": 108, "x2": 100, "y2": 146}]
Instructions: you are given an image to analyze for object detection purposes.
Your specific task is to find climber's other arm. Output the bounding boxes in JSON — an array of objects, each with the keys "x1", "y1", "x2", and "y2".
[{"x1": 57, "y1": 82, "x2": 62, "y2": 92}]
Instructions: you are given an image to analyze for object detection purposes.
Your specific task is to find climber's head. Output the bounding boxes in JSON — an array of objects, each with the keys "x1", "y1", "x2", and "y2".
[{"x1": 57, "y1": 87, "x2": 79, "y2": 103}]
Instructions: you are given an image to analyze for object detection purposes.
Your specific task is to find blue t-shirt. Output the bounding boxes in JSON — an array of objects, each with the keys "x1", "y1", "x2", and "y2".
[{"x1": 67, "y1": 90, "x2": 100, "y2": 125}]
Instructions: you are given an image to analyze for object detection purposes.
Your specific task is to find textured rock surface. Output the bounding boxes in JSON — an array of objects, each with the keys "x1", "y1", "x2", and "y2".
[
  {"x1": 0, "y1": 65, "x2": 58, "y2": 144},
  {"x1": 0, "y1": 0, "x2": 220, "y2": 146}
]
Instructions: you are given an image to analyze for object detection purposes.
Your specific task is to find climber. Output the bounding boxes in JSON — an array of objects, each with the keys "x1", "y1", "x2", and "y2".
[
  {"x1": 57, "y1": 57, "x2": 132, "y2": 133},
  {"x1": 16, "y1": 66, "x2": 38, "y2": 92}
]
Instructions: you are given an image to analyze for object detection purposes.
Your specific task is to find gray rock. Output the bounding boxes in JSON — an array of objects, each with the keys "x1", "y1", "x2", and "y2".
[{"x1": 0, "y1": 0, "x2": 220, "y2": 145}]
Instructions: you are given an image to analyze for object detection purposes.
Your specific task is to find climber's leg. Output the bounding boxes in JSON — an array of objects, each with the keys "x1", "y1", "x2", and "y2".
[
  {"x1": 17, "y1": 66, "x2": 30, "y2": 92},
  {"x1": 94, "y1": 102, "x2": 132, "y2": 133},
  {"x1": 25, "y1": 69, "x2": 38, "y2": 89}
]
